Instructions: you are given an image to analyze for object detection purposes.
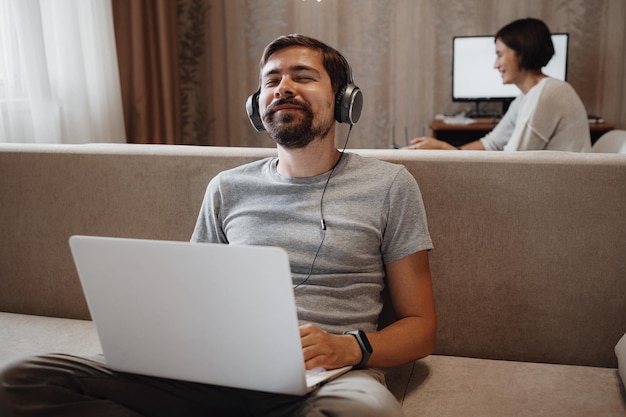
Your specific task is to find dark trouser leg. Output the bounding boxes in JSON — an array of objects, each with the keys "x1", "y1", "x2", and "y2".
[{"x1": 0, "y1": 354, "x2": 305, "y2": 417}]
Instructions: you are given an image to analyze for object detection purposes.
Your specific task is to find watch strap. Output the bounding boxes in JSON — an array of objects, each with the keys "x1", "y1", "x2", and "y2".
[{"x1": 344, "y1": 330, "x2": 372, "y2": 369}]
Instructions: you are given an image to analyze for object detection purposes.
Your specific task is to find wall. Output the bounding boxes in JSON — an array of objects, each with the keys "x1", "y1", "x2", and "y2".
[{"x1": 183, "y1": 0, "x2": 626, "y2": 148}]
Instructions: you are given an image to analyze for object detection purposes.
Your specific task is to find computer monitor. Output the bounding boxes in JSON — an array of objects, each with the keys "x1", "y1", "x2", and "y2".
[{"x1": 452, "y1": 33, "x2": 569, "y2": 116}]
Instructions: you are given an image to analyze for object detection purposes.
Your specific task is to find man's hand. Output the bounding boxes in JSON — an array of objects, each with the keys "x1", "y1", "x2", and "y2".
[{"x1": 299, "y1": 324, "x2": 362, "y2": 371}]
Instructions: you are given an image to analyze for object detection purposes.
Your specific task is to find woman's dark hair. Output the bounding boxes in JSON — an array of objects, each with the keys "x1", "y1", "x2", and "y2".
[
  {"x1": 259, "y1": 34, "x2": 348, "y2": 95},
  {"x1": 496, "y1": 18, "x2": 555, "y2": 71}
]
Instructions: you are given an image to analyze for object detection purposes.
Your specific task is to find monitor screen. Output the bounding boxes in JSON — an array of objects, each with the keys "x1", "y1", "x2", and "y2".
[{"x1": 452, "y1": 33, "x2": 569, "y2": 101}]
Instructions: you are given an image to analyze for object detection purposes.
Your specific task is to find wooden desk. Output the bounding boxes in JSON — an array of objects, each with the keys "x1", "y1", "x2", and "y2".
[{"x1": 430, "y1": 118, "x2": 614, "y2": 147}]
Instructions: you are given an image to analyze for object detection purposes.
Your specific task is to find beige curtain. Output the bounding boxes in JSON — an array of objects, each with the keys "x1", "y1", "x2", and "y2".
[
  {"x1": 201, "y1": 0, "x2": 626, "y2": 149},
  {"x1": 112, "y1": 0, "x2": 182, "y2": 144}
]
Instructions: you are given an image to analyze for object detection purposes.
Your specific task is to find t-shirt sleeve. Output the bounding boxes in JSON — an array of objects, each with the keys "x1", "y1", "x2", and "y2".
[
  {"x1": 381, "y1": 167, "x2": 433, "y2": 265},
  {"x1": 190, "y1": 176, "x2": 228, "y2": 244}
]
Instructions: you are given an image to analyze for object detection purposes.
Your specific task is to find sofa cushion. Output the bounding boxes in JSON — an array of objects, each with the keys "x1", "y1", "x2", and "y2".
[
  {"x1": 0, "y1": 312, "x2": 101, "y2": 368},
  {"x1": 386, "y1": 355, "x2": 626, "y2": 417},
  {"x1": 2, "y1": 145, "x2": 626, "y2": 369}
]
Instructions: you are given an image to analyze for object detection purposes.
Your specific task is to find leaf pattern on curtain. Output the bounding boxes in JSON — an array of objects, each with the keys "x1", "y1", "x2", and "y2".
[{"x1": 177, "y1": 0, "x2": 212, "y2": 145}]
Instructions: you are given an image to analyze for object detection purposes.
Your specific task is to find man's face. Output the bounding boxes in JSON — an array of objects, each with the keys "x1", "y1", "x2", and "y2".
[{"x1": 259, "y1": 46, "x2": 335, "y2": 149}]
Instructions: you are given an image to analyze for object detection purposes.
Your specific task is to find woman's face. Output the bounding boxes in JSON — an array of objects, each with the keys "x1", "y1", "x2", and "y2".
[{"x1": 494, "y1": 38, "x2": 522, "y2": 85}]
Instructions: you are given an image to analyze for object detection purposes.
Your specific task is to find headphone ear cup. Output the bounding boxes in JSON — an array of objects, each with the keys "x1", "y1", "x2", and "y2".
[
  {"x1": 246, "y1": 89, "x2": 265, "y2": 132},
  {"x1": 334, "y1": 86, "x2": 347, "y2": 123},
  {"x1": 335, "y1": 83, "x2": 363, "y2": 125}
]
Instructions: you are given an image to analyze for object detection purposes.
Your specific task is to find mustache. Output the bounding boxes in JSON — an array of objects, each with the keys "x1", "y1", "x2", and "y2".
[{"x1": 267, "y1": 98, "x2": 308, "y2": 114}]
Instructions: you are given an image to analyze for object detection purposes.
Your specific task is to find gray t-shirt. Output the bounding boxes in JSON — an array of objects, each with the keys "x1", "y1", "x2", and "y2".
[{"x1": 191, "y1": 152, "x2": 432, "y2": 334}]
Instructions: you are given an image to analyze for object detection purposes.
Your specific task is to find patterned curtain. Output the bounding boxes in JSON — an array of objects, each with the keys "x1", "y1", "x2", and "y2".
[{"x1": 177, "y1": 0, "x2": 212, "y2": 145}]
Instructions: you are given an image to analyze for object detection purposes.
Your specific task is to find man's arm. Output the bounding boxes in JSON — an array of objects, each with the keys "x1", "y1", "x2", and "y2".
[
  {"x1": 365, "y1": 250, "x2": 436, "y2": 367},
  {"x1": 300, "y1": 250, "x2": 436, "y2": 370}
]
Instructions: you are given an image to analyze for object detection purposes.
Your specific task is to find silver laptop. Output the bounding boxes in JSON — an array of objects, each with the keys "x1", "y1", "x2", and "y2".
[{"x1": 69, "y1": 235, "x2": 350, "y2": 396}]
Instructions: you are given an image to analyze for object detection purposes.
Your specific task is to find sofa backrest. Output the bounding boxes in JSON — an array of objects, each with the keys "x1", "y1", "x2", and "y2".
[{"x1": 1, "y1": 144, "x2": 625, "y2": 368}]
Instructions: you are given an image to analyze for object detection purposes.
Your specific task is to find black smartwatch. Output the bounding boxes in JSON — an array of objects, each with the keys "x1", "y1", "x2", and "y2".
[{"x1": 344, "y1": 330, "x2": 373, "y2": 369}]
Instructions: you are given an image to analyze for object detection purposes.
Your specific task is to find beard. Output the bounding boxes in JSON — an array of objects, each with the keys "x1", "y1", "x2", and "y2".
[{"x1": 263, "y1": 98, "x2": 333, "y2": 149}]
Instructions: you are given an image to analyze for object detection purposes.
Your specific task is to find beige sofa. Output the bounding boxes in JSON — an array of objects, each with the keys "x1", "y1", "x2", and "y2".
[{"x1": 1, "y1": 143, "x2": 625, "y2": 416}]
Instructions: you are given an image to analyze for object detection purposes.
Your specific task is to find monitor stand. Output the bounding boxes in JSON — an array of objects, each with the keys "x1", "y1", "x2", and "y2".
[{"x1": 467, "y1": 99, "x2": 511, "y2": 119}]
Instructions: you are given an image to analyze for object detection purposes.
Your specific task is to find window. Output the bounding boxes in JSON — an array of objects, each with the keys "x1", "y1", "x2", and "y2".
[{"x1": 0, "y1": 0, "x2": 125, "y2": 144}]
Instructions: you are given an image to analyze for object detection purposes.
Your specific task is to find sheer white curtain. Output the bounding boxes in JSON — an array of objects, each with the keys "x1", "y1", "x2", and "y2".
[{"x1": 0, "y1": 0, "x2": 125, "y2": 143}]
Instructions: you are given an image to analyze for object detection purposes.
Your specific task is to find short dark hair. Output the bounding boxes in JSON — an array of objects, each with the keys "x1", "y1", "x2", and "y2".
[
  {"x1": 495, "y1": 18, "x2": 555, "y2": 70},
  {"x1": 259, "y1": 34, "x2": 348, "y2": 95}
]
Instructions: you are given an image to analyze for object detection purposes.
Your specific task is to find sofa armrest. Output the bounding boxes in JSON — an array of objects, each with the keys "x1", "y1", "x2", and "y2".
[{"x1": 616, "y1": 332, "x2": 626, "y2": 387}]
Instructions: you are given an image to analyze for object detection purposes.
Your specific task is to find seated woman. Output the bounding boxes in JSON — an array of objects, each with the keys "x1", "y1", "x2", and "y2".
[{"x1": 405, "y1": 18, "x2": 591, "y2": 152}]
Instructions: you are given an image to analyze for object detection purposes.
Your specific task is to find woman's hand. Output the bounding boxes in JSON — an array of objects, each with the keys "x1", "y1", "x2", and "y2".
[{"x1": 402, "y1": 136, "x2": 457, "y2": 150}]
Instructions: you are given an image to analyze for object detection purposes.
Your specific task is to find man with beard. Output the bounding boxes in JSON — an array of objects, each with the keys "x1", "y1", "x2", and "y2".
[{"x1": 0, "y1": 35, "x2": 436, "y2": 417}]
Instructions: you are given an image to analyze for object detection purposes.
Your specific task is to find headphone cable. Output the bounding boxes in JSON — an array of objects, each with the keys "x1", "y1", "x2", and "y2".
[{"x1": 294, "y1": 124, "x2": 353, "y2": 290}]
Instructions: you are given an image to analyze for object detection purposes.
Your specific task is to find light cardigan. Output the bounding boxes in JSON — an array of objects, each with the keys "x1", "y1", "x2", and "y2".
[{"x1": 481, "y1": 78, "x2": 591, "y2": 152}]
